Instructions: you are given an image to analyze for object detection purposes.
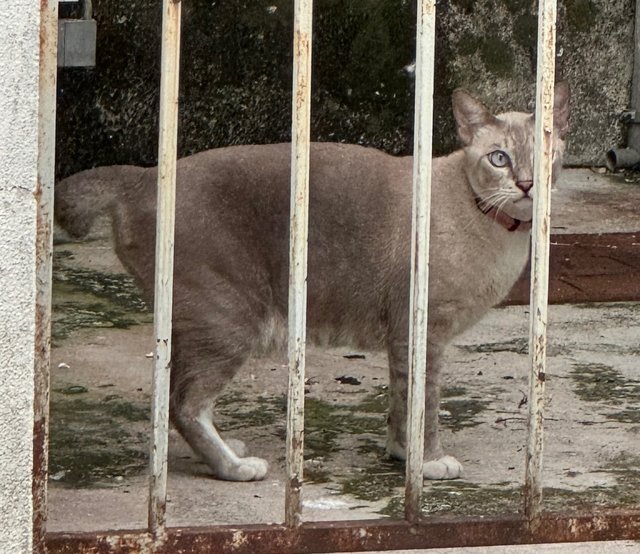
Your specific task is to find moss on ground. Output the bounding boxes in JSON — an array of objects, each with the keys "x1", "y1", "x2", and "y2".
[
  {"x1": 571, "y1": 362, "x2": 640, "y2": 423},
  {"x1": 49, "y1": 388, "x2": 149, "y2": 488},
  {"x1": 52, "y1": 250, "x2": 150, "y2": 345}
]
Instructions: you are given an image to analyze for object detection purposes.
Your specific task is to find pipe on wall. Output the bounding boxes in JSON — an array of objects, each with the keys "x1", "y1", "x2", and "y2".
[
  {"x1": 628, "y1": 0, "x2": 640, "y2": 154},
  {"x1": 605, "y1": 147, "x2": 640, "y2": 171},
  {"x1": 608, "y1": 0, "x2": 640, "y2": 171}
]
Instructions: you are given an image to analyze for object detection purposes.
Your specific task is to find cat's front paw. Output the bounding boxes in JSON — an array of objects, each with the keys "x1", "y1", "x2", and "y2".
[
  {"x1": 217, "y1": 456, "x2": 269, "y2": 482},
  {"x1": 423, "y1": 455, "x2": 463, "y2": 480}
]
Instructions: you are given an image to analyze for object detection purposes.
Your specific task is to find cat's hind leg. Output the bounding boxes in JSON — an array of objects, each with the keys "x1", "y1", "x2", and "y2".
[
  {"x1": 173, "y1": 397, "x2": 269, "y2": 481},
  {"x1": 169, "y1": 289, "x2": 270, "y2": 481},
  {"x1": 170, "y1": 349, "x2": 269, "y2": 481}
]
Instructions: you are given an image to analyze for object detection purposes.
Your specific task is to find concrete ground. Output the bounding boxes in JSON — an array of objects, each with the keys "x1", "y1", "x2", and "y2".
[{"x1": 47, "y1": 169, "x2": 640, "y2": 552}]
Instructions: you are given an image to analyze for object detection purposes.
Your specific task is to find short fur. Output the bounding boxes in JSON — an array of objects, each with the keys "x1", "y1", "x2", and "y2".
[{"x1": 55, "y1": 83, "x2": 570, "y2": 481}]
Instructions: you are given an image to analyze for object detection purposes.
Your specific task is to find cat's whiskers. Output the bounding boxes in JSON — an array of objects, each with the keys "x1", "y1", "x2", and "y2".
[
  {"x1": 478, "y1": 189, "x2": 508, "y2": 212},
  {"x1": 477, "y1": 190, "x2": 503, "y2": 209},
  {"x1": 493, "y1": 195, "x2": 512, "y2": 218}
]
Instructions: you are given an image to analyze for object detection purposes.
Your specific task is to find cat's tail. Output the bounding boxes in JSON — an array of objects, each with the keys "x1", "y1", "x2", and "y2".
[{"x1": 55, "y1": 165, "x2": 146, "y2": 238}]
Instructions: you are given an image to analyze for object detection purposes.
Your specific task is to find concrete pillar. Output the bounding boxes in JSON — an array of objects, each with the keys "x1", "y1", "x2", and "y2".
[{"x1": 0, "y1": 2, "x2": 45, "y2": 552}]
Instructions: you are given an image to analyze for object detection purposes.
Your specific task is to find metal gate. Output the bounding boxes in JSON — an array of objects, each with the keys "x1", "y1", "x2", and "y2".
[{"x1": 27, "y1": 0, "x2": 640, "y2": 552}]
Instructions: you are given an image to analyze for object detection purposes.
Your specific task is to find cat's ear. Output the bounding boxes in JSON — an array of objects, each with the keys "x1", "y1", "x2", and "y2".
[
  {"x1": 553, "y1": 80, "x2": 570, "y2": 139},
  {"x1": 452, "y1": 90, "x2": 498, "y2": 146}
]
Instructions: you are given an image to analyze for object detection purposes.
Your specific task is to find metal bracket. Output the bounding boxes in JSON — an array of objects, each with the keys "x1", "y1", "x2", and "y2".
[
  {"x1": 620, "y1": 110, "x2": 639, "y2": 124},
  {"x1": 57, "y1": 0, "x2": 96, "y2": 67}
]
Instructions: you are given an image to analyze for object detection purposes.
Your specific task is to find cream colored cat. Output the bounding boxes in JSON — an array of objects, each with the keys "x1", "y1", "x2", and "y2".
[{"x1": 55, "y1": 83, "x2": 570, "y2": 482}]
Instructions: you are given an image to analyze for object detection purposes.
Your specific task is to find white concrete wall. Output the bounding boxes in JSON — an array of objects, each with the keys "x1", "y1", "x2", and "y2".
[{"x1": 0, "y1": 1, "x2": 41, "y2": 552}]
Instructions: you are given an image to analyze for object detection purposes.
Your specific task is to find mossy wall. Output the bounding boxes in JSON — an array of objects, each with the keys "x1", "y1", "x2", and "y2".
[{"x1": 56, "y1": 0, "x2": 634, "y2": 177}]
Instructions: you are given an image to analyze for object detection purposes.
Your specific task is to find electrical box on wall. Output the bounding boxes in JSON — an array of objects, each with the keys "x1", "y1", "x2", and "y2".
[{"x1": 57, "y1": 0, "x2": 96, "y2": 67}]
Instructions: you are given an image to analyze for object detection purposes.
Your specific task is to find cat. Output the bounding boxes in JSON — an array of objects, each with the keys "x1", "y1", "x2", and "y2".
[{"x1": 55, "y1": 82, "x2": 570, "y2": 482}]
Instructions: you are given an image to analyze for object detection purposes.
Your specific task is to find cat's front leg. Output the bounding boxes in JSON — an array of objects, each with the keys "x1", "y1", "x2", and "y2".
[
  {"x1": 421, "y1": 348, "x2": 463, "y2": 479},
  {"x1": 386, "y1": 342, "x2": 463, "y2": 480}
]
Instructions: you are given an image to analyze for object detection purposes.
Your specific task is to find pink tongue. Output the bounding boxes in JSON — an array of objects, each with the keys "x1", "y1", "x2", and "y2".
[{"x1": 475, "y1": 197, "x2": 531, "y2": 232}]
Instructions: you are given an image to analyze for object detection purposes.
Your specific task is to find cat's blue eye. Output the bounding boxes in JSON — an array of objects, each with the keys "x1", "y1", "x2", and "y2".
[{"x1": 488, "y1": 150, "x2": 511, "y2": 168}]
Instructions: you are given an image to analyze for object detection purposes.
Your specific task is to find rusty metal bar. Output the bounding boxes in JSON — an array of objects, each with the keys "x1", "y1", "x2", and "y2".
[
  {"x1": 45, "y1": 510, "x2": 640, "y2": 553},
  {"x1": 524, "y1": 0, "x2": 558, "y2": 522},
  {"x1": 404, "y1": 0, "x2": 437, "y2": 523},
  {"x1": 148, "y1": 0, "x2": 182, "y2": 538},
  {"x1": 285, "y1": 0, "x2": 314, "y2": 528},
  {"x1": 33, "y1": 1, "x2": 58, "y2": 552}
]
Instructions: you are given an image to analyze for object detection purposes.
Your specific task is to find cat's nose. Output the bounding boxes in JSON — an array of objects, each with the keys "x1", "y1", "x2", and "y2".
[{"x1": 516, "y1": 180, "x2": 533, "y2": 195}]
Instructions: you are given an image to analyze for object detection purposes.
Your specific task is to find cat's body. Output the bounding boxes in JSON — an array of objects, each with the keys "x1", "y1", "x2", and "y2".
[{"x1": 55, "y1": 84, "x2": 569, "y2": 482}]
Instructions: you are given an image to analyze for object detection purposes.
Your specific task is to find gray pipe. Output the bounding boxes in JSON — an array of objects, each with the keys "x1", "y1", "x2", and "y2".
[
  {"x1": 605, "y1": 0, "x2": 640, "y2": 169},
  {"x1": 630, "y1": 0, "x2": 640, "y2": 153},
  {"x1": 605, "y1": 147, "x2": 640, "y2": 171}
]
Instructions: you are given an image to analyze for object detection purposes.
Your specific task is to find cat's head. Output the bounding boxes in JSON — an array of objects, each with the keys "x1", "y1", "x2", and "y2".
[{"x1": 452, "y1": 82, "x2": 570, "y2": 223}]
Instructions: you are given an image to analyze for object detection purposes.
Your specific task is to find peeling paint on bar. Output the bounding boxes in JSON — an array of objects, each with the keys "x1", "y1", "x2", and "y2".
[
  {"x1": 405, "y1": 0, "x2": 437, "y2": 524},
  {"x1": 285, "y1": 0, "x2": 313, "y2": 528},
  {"x1": 33, "y1": 1, "x2": 58, "y2": 552},
  {"x1": 525, "y1": 0, "x2": 557, "y2": 523},
  {"x1": 45, "y1": 511, "x2": 640, "y2": 553},
  {"x1": 148, "y1": 0, "x2": 182, "y2": 539}
]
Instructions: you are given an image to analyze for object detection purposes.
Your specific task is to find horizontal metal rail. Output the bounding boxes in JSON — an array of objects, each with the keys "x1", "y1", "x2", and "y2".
[{"x1": 45, "y1": 510, "x2": 640, "y2": 553}]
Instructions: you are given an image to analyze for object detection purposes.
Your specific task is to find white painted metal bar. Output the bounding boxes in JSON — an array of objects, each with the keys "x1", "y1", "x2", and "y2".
[
  {"x1": 524, "y1": 0, "x2": 558, "y2": 522},
  {"x1": 148, "y1": 0, "x2": 182, "y2": 538},
  {"x1": 285, "y1": 0, "x2": 313, "y2": 528},
  {"x1": 404, "y1": 0, "x2": 437, "y2": 523},
  {"x1": 34, "y1": 1, "x2": 59, "y2": 550}
]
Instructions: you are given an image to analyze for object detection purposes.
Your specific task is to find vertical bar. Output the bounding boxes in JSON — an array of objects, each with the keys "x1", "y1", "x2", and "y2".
[
  {"x1": 33, "y1": 0, "x2": 59, "y2": 551},
  {"x1": 148, "y1": 0, "x2": 182, "y2": 538},
  {"x1": 524, "y1": 0, "x2": 557, "y2": 522},
  {"x1": 404, "y1": 0, "x2": 437, "y2": 523},
  {"x1": 285, "y1": 0, "x2": 313, "y2": 528}
]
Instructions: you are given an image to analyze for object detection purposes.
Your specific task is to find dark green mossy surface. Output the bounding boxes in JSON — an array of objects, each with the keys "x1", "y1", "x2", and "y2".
[
  {"x1": 49, "y1": 389, "x2": 149, "y2": 488},
  {"x1": 52, "y1": 250, "x2": 150, "y2": 344}
]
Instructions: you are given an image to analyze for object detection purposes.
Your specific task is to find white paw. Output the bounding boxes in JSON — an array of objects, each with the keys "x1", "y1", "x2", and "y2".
[
  {"x1": 220, "y1": 456, "x2": 269, "y2": 482},
  {"x1": 226, "y1": 438, "x2": 248, "y2": 458},
  {"x1": 422, "y1": 455, "x2": 463, "y2": 480},
  {"x1": 385, "y1": 437, "x2": 406, "y2": 461}
]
